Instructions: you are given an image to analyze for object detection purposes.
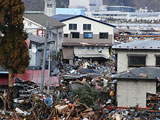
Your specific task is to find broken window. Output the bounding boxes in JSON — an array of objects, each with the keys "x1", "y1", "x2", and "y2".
[
  {"x1": 156, "y1": 56, "x2": 160, "y2": 66},
  {"x1": 99, "y1": 32, "x2": 108, "y2": 39},
  {"x1": 83, "y1": 24, "x2": 91, "y2": 30},
  {"x1": 70, "y1": 32, "x2": 80, "y2": 38},
  {"x1": 69, "y1": 24, "x2": 77, "y2": 30},
  {"x1": 128, "y1": 54, "x2": 146, "y2": 67},
  {"x1": 84, "y1": 32, "x2": 93, "y2": 39}
]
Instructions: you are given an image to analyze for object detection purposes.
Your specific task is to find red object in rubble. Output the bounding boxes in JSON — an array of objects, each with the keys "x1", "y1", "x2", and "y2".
[
  {"x1": 15, "y1": 70, "x2": 59, "y2": 86},
  {"x1": 0, "y1": 70, "x2": 59, "y2": 86}
]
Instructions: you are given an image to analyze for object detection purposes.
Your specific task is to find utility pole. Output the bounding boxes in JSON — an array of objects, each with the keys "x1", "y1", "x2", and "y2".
[
  {"x1": 56, "y1": 29, "x2": 59, "y2": 57},
  {"x1": 40, "y1": 22, "x2": 49, "y2": 93},
  {"x1": 47, "y1": 49, "x2": 51, "y2": 94}
]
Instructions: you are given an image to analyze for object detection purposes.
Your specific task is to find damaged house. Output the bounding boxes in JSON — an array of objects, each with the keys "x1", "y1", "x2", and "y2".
[
  {"x1": 52, "y1": 15, "x2": 115, "y2": 65},
  {"x1": 23, "y1": 11, "x2": 65, "y2": 62},
  {"x1": 112, "y1": 39, "x2": 160, "y2": 108},
  {"x1": 114, "y1": 67, "x2": 159, "y2": 108},
  {"x1": 112, "y1": 40, "x2": 160, "y2": 73}
]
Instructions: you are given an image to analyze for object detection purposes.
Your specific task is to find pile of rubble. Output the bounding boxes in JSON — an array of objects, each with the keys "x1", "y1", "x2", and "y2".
[
  {"x1": 1, "y1": 93, "x2": 160, "y2": 119},
  {"x1": 1, "y1": 60, "x2": 160, "y2": 119}
]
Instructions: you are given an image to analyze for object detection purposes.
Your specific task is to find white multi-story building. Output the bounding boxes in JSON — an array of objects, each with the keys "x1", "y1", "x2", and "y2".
[
  {"x1": 69, "y1": 0, "x2": 103, "y2": 12},
  {"x1": 44, "y1": 0, "x2": 56, "y2": 17},
  {"x1": 92, "y1": 6, "x2": 160, "y2": 21},
  {"x1": 68, "y1": 1, "x2": 160, "y2": 22},
  {"x1": 52, "y1": 14, "x2": 115, "y2": 64}
]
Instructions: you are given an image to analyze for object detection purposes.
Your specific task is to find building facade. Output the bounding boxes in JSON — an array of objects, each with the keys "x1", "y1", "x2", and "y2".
[
  {"x1": 52, "y1": 15, "x2": 115, "y2": 64},
  {"x1": 23, "y1": 12, "x2": 65, "y2": 66},
  {"x1": 56, "y1": 8, "x2": 85, "y2": 16},
  {"x1": 100, "y1": 5, "x2": 136, "y2": 12},
  {"x1": 44, "y1": 0, "x2": 56, "y2": 17},
  {"x1": 69, "y1": 0, "x2": 103, "y2": 12},
  {"x1": 112, "y1": 40, "x2": 160, "y2": 73},
  {"x1": 115, "y1": 67, "x2": 158, "y2": 108}
]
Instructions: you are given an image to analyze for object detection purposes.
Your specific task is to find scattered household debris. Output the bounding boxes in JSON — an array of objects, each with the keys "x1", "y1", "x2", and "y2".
[{"x1": 0, "y1": 60, "x2": 160, "y2": 119}]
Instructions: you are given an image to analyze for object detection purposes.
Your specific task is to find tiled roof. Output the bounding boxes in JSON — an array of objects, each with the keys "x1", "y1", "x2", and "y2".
[
  {"x1": 24, "y1": 13, "x2": 65, "y2": 28},
  {"x1": 112, "y1": 40, "x2": 160, "y2": 50},
  {"x1": 28, "y1": 34, "x2": 45, "y2": 44},
  {"x1": 114, "y1": 67, "x2": 160, "y2": 80},
  {"x1": 51, "y1": 14, "x2": 76, "y2": 21}
]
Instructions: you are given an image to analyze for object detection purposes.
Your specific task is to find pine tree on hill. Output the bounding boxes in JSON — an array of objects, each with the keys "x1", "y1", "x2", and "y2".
[{"x1": 0, "y1": 0, "x2": 29, "y2": 109}]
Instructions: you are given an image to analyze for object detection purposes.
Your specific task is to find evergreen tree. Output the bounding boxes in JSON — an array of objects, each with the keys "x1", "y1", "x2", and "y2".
[{"x1": 0, "y1": 0, "x2": 29, "y2": 109}]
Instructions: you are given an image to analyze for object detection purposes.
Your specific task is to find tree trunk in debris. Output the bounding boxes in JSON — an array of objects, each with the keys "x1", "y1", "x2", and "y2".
[{"x1": 7, "y1": 69, "x2": 14, "y2": 110}]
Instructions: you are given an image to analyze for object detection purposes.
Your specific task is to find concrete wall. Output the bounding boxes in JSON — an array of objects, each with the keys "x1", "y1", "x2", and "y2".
[
  {"x1": 62, "y1": 47, "x2": 74, "y2": 60},
  {"x1": 117, "y1": 51, "x2": 160, "y2": 73},
  {"x1": 23, "y1": 17, "x2": 45, "y2": 36},
  {"x1": 29, "y1": 44, "x2": 42, "y2": 67},
  {"x1": 29, "y1": 47, "x2": 36, "y2": 66},
  {"x1": 63, "y1": 17, "x2": 114, "y2": 34},
  {"x1": 62, "y1": 16, "x2": 114, "y2": 45},
  {"x1": 117, "y1": 80, "x2": 156, "y2": 108},
  {"x1": 55, "y1": 28, "x2": 64, "y2": 52}
]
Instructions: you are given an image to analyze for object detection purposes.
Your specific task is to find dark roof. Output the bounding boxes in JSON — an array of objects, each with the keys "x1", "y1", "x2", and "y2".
[
  {"x1": 51, "y1": 14, "x2": 76, "y2": 21},
  {"x1": 52, "y1": 15, "x2": 115, "y2": 27},
  {"x1": 24, "y1": 13, "x2": 65, "y2": 28},
  {"x1": 62, "y1": 42, "x2": 112, "y2": 47},
  {"x1": 112, "y1": 40, "x2": 160, "y2": 50},
  {"x1": 28, "y1": 34, "x2": 54, "y2": 50},
  {"x1": 114, "y1": 67, "x2": 160, "y2": 80},
  {"x1": 28, "y1": 34, "x2": 45, "y2": 44}
]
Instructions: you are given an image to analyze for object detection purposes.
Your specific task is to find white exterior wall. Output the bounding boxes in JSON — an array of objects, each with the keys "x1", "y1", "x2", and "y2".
[
  {"x1": 29, "y1": 47, "x2": 36, "y2": 66},
  {"x1": 24, "y1": 18, "x2": 64, "y2": 66},
  {"x1": 23, "y1": 18, "x2": 45, "y2": 36},
  {"x1": 117, "y1": 51, "x2": 160, "y2": 73},
  {"x1": 24, "y1": 18, "x2": 63, "y2": 51},
  {"x1": 74, "y1": 46, "x2": 109, "y2": 59},
  {"x1": 58, "y1": 28, "x2": 64, "y2": 51},
  {"x1": 91, "y1": 11, "x2": 160, "y2": 21},
  {"x1": 69, "y1": 0, "x2": 102, "y2": 11},
  {"x1": 117, "y1": 80, "x2": 156, "y2": 108},
  {"x1": 44, "y1": 0, "x2": 56, "y2": 17},
  {"x1": 62, "y1": 17, "x2": 114, "y2": 37},
  {"x1": 69, "y1": 0, "x2": 89, "y2": 8}
]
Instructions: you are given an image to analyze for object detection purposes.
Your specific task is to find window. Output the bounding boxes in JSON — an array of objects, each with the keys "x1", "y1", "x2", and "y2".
[
  {"x1": 47, "y1": 4, "x2": 52, "y2": 8},
  {"x1": 69, "y1": 24, "x2": 77, "y2": 30},
  {"x1": 71, "y1": 32, "x2": 79, "y2": 38},
  {"x1": 156, "y1": 56, "x2": 160, "y2": 66},
  {"x1": 128, "y1": 54, "x2": 146, "y2": 67},
  {"x1": 89, "y1": 3, "x2": 96, "y2": 6},
  {"x1": 84, "y1": 32, "x2": 93, "y2": 39},
  {"x1": 99, "y1": 32, "x2": 108, "y2": 39},
  {"x1": 83, "y1": 24, "x2": 91, "y2": 30},
  {"x1": 64, "y1": 34, "x2": 68, "y2": 38}
]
